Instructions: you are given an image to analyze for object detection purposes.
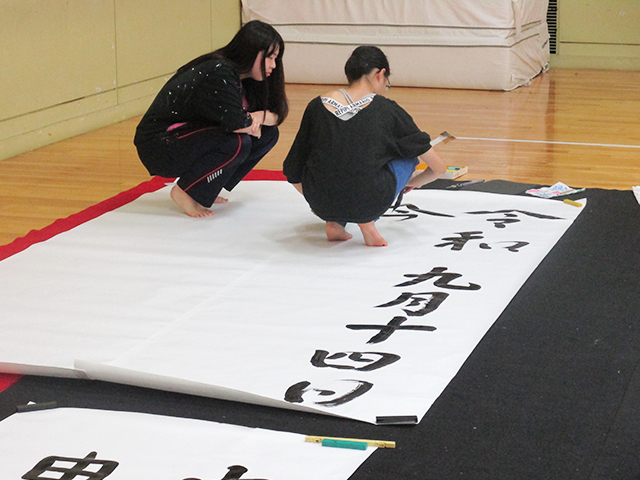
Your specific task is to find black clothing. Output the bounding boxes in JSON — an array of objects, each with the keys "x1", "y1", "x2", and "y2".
[
  {"x1": 283, "y1": 95, "x2": 431, "y2": 223},
  {"x1": 133, "y1": 58, "x2": 276, "y2": 207},
  {"x1": 172, "y1": 126, "x2": 278, "y2": 207}
]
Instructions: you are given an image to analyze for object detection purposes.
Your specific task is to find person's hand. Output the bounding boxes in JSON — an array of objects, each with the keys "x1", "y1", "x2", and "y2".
[
  {"x1": 248, "y1": 112, "x2": 262, "y2": 138},
  {"x1": 250, "y1": 110, "x2": 278, "y2": 126},
  {"x1": 403, "y1": 175, "x2": 424, "y2": 193}
]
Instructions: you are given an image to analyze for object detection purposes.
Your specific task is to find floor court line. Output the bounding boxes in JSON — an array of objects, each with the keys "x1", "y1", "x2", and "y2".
[{"x1": 456, "y1": 136, "x2": 640, "y2": 149}]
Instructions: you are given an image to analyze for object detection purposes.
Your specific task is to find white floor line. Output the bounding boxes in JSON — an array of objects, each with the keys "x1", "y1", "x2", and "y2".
[{"x1": 456, "y1": 136, "x2": 640, "y2": 149}]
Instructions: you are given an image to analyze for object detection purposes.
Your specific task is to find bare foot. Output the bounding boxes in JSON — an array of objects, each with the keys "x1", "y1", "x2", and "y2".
[
  {"x1": 325, "y1": 222, "x2": 353, "y2": 242},
  {"x1": 358, "y1": 221, "x2": 388, "y2": 247},
  {"x1": 213, "y1": 196, "x2": 228, "y2": 204},
  {"x1": 170, "y1": 185, "x2": 215, "y2": 217}
]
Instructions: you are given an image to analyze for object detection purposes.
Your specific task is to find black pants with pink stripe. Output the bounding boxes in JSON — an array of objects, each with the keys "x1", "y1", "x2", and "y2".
[
  {"x1": 174, "y1": 126, "x2": 279, "y2": 207},
  {"x1": 137, "y1": 125, "x2": 279, "y2": 208}
]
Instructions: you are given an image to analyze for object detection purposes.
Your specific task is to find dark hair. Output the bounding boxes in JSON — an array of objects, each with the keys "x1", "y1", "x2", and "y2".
[
  {"x1": 344, "y1": 46, "x2": 391, "y2": 84},
  {"x1": 179, "y1": 20, "x2": 288, "y2": 125}
]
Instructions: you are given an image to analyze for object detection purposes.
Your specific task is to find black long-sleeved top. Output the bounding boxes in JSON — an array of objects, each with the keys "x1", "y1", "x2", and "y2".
[
  {"x1": 134, "y1": 58, "x2": 253, "y2": 176},
  {"x1": 283, "y1": 95, "x2": 432, "y2": 223}
]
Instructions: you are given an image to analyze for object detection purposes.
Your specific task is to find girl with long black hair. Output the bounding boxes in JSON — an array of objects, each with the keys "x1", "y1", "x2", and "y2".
[{"x1": 134, "y1": 20, "x2": 288, "y2": 217}]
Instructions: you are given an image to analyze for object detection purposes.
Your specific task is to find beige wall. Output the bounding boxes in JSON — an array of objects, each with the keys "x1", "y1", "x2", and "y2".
[
  {"x1": 0, "y1": 0, "x2": 241, "y2": 161},
  {"x1": 1, "y1": 1, "x2": 638, "y2": 161},
  {"x1": 551, "y1": 0, "x2": 640, "y2": 69}
]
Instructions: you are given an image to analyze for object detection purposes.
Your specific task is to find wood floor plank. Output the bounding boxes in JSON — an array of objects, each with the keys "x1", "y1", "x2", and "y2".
[{"x1": 1, "y1": 68, "x2": 639, "y2": 246}]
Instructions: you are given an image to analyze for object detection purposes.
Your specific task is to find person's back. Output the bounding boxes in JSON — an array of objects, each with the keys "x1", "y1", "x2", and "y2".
[
  {"x1": 286, "y1": 94, "x2": 427, "y2": 223},
  {"x1": 283, "y1": 45, "x2": 446, "y2": 246}
]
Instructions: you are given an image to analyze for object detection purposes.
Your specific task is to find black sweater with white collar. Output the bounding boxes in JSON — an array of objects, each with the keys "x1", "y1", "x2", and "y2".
[{"x1": 283, "y1": 95, "x2": 432, "y2": 223}]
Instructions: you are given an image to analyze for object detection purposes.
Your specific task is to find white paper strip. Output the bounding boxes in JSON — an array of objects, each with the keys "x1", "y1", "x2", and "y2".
[
  {"x1": 0, "y1": 182, "x2": 584, "y2": 423},
  {"x1": 0, "y1": 408, "x2": 373, "y2": 480}
]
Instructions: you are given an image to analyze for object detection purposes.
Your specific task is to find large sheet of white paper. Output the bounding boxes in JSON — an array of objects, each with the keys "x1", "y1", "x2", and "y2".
[
  {"x1": 0, "y1": 408, "x2": 374, "y2": 479},
  {"x1": 0, "y1": 182, "x2": 584, "y2": 423}
]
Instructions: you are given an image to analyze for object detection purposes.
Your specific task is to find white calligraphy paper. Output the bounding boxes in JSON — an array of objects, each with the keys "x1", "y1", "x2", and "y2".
[
  {"x1": 0, "y1": 408, "x2": 374, "y2": 479},
  {"x1": 0, "y1": 182, "x2": 584, "y2": 423}
]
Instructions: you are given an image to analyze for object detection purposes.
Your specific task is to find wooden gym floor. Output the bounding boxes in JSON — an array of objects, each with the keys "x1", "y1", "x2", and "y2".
[{"x1": 1, "y1": 68, "x2": 639, "y2": 246}]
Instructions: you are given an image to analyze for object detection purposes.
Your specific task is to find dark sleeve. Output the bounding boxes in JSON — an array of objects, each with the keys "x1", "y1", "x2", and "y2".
[
  {"x1": 283, "y1": 99, "x2": 317, "y2": 183},
  {"x1": 388, "y1": 100, "x2": 432, "y2": 158},
  {"x1": 191, "y1": 62, "x2": 253, "y2": 133}
]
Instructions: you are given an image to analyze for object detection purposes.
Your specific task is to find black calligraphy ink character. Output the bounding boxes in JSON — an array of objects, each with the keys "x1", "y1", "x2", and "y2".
[
  {"x1": 384, "y1": 202, "x2": 454, "y2": 221},
  {"x1": 435, "y1": 231, "x2": 484, "y2": 251},
  {"x1": 434, "y1": 233, "x2": 529, "y2": 252},
  {"x1": 479, "y1": 240, "x2": 529, "y2": 252},
  {"x1": 285, "y1": 379, "x2": 373, "y2": 406},
  {"x1": 311, "y1": 350, "x2": 400, "y2": 371},
  {"x1": 22, "y1": 451, "x2": 118, "y2": 480},
  {"x1": 467, "y1": 209, "x2": 562, "y2": 228},
  {"x1": 220, "y1": 466, "x2": 248, "y2": 480},
  {"x1": 481, "y1": 212, "x2": 519, "y2": 228},
  {"x1": 375, "y1": 291, "x2": 449, "y2": 316},
  {"x1": 396, "y1": 267, "x2": 481, "y2": 290},
  {"x1": 346, "y1": 316, "x2": 436, "y2": 343},
  {"x1": 184, "y1": 464, "x2": 270, "y2": 480}
]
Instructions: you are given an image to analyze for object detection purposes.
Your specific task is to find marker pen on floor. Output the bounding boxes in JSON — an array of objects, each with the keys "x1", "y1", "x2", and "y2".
[
  {"x1": 563, "y1": 198, "x2": 582, "y2": 207},
  {"x1": 322, "y1": 439, "x2": 368, "y2": 450},
  {"x1": 447, "y1": 179, "x2": 485, "y2": 189},
  {"x1": 305, "y1": 435, "x2": 396, "y2": 449}
]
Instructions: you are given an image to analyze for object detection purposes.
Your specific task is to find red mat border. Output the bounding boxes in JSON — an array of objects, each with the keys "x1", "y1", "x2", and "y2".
[
  {"x1": 0, "y1": 373, "x2": 21, "y2": 393},
  {"x1": 0, "y1": 170, "x2": 285, "y2": 262}
]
